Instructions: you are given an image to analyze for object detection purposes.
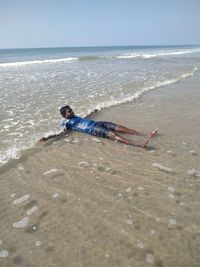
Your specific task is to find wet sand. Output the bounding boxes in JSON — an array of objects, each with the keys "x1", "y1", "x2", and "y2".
[{"x1": 0, "y1": 74, "x2": 200, "y2": 267}]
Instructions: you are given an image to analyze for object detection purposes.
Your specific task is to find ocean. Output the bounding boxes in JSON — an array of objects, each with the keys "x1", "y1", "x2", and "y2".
[{"x1": 0, "y1": 45, "x2": 200, "y2": 166}]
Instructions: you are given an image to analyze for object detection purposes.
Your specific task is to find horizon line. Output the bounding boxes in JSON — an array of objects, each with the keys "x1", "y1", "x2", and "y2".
[{"x1": 0, "y1": 44, "x2": 200, "y2": 50}]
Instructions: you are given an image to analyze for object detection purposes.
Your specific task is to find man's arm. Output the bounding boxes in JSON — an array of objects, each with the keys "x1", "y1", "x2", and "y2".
[
  {"x1": 38, "y1": 130, "x2": 67, "y2": 142},
  {"x1": 84, "y1": 109, "x2": 98, "y2": 119}
]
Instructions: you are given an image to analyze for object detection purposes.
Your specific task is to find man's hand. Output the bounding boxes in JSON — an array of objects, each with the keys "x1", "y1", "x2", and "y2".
[
  {"x1": 38, "y1": 137, "x2": 48, "y2": 142},
  {"x1": 85, "y1": 109, "x2": 99, "y2": 119},
  {"x1": 38, "y1": 131, "x2": 65, "y2": 143}
]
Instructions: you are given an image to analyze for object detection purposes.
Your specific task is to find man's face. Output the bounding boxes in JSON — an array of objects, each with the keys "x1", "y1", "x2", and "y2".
[{"x1": 65, "y1": 107, "x2": 74, "y2": 119}]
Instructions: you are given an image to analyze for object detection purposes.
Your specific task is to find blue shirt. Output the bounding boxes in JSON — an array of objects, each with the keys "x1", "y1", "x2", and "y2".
[{"x1": 59, "y1": 115, "x2": 96, "y2": 134}]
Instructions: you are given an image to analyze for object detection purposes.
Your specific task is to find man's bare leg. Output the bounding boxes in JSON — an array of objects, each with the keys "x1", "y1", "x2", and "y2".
[
  {"x1": 115, "y1": 125, "x2": 158, "y2": 138},
  {"x1": 108, "y1": 132, "x2": 149, "y2": 148}
]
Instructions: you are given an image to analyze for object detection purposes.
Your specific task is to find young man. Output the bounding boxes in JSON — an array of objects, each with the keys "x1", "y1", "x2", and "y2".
[{"x1": 39, "y1": 105, "x2": 158, "y2": 148}]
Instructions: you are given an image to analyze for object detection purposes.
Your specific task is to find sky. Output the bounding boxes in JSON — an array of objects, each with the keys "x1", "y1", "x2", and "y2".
[{"x1": 0, "y1": 0, "x2": 199, "y2": 49}]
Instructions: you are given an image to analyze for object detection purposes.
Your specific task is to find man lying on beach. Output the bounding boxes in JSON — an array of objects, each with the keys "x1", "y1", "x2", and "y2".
[{"x1": 39, "y1": 105, "x2": 158, "y2": 148}]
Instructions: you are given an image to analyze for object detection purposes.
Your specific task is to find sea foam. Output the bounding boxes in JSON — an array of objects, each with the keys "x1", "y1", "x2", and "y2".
[
  {"x1": 116, "y1": 47, "x2": 200, "y2": 60},
  {"x1": 0, "y1": 57, "x2": 78, "y2": 68},
  {"x1": 94, "y1": 67, "x2": 198, "y2": 113}
]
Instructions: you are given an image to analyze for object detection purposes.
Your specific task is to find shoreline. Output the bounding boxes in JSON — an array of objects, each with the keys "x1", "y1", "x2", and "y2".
[
  {"x1": 0, "y1": 66, "x2": 199, "y2": 172},
  {"x1": 1, "y1": 44, "x2": 199, "y2": 168}
]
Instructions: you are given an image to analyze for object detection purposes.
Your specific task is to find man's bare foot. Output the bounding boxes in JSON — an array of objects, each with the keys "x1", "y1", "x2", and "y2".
[
  {"x1": 136, "y1": 139, "x2": 149, "y2": 148},
  {"x1": 142, "y1": 139, "x2": 149, "y2": 148},
  {"x1": 149, "y1": 128, "x2": 158, "y2": 138}
]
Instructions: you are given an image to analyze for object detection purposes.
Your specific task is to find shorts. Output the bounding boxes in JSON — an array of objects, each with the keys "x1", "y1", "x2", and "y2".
[{"x1": 90, "y1": 121, "x2": 117, "y2": 138}]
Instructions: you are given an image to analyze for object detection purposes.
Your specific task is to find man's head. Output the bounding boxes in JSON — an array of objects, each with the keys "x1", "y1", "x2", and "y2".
[{"x1": 60, "y1": 105, "x2": 74, "y2": 119}]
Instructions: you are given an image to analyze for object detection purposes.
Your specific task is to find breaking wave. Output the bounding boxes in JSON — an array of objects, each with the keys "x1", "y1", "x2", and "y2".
[
  {"x1": 94, "y1": 67, "x2": 198, "y2": 111},
  {"x1": 116, "y1": 47, "x2": 200, "y2": 59},
  {"x1": 1, "y1": 47, "x2": 200, "y2": 68},
  {"x1": 0, "y1": 57, "x2": 78, "y2": 67}
]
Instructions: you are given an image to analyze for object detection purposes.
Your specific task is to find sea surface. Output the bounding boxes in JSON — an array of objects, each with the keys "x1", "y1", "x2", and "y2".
[{"x1": 0, "y1": 45, "x2": 200, "y2": 166}]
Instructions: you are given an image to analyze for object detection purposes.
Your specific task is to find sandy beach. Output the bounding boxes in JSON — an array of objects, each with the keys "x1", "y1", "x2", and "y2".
[{"x1": 0, "y1": 71, "x2": 200, "y2": 266}]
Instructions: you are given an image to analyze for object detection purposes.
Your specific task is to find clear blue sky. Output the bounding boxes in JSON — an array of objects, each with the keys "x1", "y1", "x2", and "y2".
[{"x1": 0, "y1": 0, "x2": 199, "y2": 49}]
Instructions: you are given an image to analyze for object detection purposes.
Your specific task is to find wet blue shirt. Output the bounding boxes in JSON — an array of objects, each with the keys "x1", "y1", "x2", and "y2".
[{"x1": 59, "y1": 115, "x2": 96, "y2": 134}]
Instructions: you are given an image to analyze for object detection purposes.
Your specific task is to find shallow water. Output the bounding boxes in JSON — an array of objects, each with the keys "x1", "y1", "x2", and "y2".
[
  {"x1": 0, "y1": 74, "x2": 200, "y2": 266},
  {"x1": 0, "y1": 45, "x2": 200, "y2": 166}
]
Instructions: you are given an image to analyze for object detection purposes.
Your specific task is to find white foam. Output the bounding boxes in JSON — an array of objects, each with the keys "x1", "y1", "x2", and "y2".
[
  {"x1": 13, "y1": 217, "x2": 29, "y2": 228},
  {"x1": 0, "y1": 250, "x2": 9, "y2": 257},
  {"x1": 94, "y1": 67, "x2": 198, "y2": 114},
  {"x1": 0, "y1": 57, "x2": 78, "y2": 68},
  {"x1": 116, "y1": 47, "x2": 200, "y2": 60},
  {"x1": 117, "y1": 53, "x2": 156, "y2": 59},
  {"x1": 0, "y1": 145, "x2": 21, "y2": 166},
  {"x1": 43, "y1": 169, "x2": 58, "y2": 175},
  {"x1": 26, "y1": 206, "x2": 38, "y2": 215},
  {"x1": 13, "y1": 194, "x2": 30, "y2": 205}
]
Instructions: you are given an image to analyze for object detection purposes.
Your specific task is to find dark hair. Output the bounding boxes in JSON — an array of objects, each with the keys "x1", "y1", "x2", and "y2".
[{"x1": 60, "y1": 105, "x2": 71, "y2": 118}]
